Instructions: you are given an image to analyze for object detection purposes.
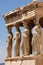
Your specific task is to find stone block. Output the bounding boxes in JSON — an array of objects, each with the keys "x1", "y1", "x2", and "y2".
[{"x1": 5, "y1": 55, "x2": 43, "y2": 65}]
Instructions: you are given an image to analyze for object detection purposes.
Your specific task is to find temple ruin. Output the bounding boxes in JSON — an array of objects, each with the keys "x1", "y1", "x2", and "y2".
[{"x1": 3, "y1": 0, "x2": 43, "y2": 65}]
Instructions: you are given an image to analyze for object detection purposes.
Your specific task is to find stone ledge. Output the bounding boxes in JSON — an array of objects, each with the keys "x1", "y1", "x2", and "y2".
[
  {"x1": 5, "y1": 55, "x2": 43, "y2": 61},
  {"x1": 5, "y1": 55, "x2": 43, "y2": 65}
]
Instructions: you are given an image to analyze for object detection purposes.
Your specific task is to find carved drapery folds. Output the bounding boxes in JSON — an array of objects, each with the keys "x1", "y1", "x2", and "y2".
[
  {"x1": 6, "y1": 22, "x2": 42, "y2": 58},
  {"x1": 21, "y1": 22, "x2": 30, "y2": 56},
  {"x1": 31, "y1": 25, "x2": 41, "y2": 55},
  {"x1": 21, "y1": 29, "x2": 30, "y2": 55},
  {"x1": 14, "y1": 26, "x2": 21, "y2": 56},
  {"x1": 6, "y1": 27, "x2": 13, "y2": 58}
]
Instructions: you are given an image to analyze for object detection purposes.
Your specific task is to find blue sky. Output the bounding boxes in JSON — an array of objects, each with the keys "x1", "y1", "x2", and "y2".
[
  {"x1": 0, "y1": 0, "x2": 43, "y2": 63},
  {"x1": 0, "y1": 0, "x2": 32, "y2": 63}
]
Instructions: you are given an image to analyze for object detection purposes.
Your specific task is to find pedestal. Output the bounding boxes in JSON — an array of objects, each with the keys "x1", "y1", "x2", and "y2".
[{"x1": 5, "y1": 55, "x2": 43, "y2": 65}]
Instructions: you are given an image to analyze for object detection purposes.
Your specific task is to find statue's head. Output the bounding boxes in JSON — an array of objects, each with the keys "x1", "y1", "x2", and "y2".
[
  {"x1": 6, "y1": 34, "x2": 12, "y2": 42},
  {"x1": 32, "y1": 25, "x2": 41, "y2": 34},
  {"x1": 15, "y1": 32, "x2": 20, "y2": 38},
  {"x1": 24, "y1": 29, "x2": 30, "y2": 35},
  {"x1": 7, "y1": 34, "x2": 12, "y2": 39}
]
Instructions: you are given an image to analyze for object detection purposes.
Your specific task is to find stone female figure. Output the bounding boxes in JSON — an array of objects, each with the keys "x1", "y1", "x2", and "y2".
[
  {"x1": 6, "y1": 34, "x2": 12, "y2": 58},
  {"x1": 21, "y1": 29, "x2": 30, "y2": 56},
  {"x1": 14, "y1": 27, "x2": 21, "y2": 56},
  {"x1": 31, "y1": 25, "x2": 41, "y2": 55}
]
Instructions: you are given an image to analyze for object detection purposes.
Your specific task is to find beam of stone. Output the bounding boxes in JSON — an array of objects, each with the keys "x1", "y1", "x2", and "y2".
[
  {"x1": 3, "y1": 2, "x2": 43, "y2": 28},
  {"x1": 5, "y1": 10, "x2": 35, "y2": 27}
]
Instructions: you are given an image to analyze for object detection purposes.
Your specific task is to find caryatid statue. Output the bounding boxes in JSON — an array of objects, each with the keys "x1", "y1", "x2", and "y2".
[
  {"x1": 6, "y1": 27, "x2": 13, "y2": 58},
  {"x1": 21, "y1": 29, "x2": 30, "y2": 56},
  {"x1": 31, "y1": 25, "x2": 41, "y2": 55},
  {"x1": 14, "y1": 27, "x2": 21, "y2": 56}
]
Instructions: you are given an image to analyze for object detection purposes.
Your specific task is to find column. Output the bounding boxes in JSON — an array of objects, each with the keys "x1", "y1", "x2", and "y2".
[
  {"x1": 21, "y1": 22, "x2": 30, "y2": 56},
  {"x1": 14, "y1": 26, "x2": 21, "y2": 56},
  {"x1": 31, "y1": 25, "x2": 41, "y2": 55},
  {"x1": 6, "y1": 26, "x2": 13, "y2": 58}
]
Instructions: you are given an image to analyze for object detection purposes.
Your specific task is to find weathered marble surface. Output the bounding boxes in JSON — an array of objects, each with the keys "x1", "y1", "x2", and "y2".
[
  {"x1": 14, "y1": 27, "x2": 21, "y2": 56},
  {"x1": 6, "y1": 34, "x2": 12, "y2": 58},
  {"x1": 21, "y1": 29, "x2": 30, "y2": 56},
  {"x1": 5, "y1": 55, "x2": 43, "y2": 65},
  {"x1": 31, "y1": 25, "x2": 41, "y2": 55},
  {"x1": 40, "y1": 29, "x2": 43, "y2": 54}
]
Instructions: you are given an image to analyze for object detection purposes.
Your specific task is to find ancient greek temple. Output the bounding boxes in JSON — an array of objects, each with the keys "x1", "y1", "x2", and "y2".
[{"x1": 3, "y1": 0, "x2": 43, "y2": 65}]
